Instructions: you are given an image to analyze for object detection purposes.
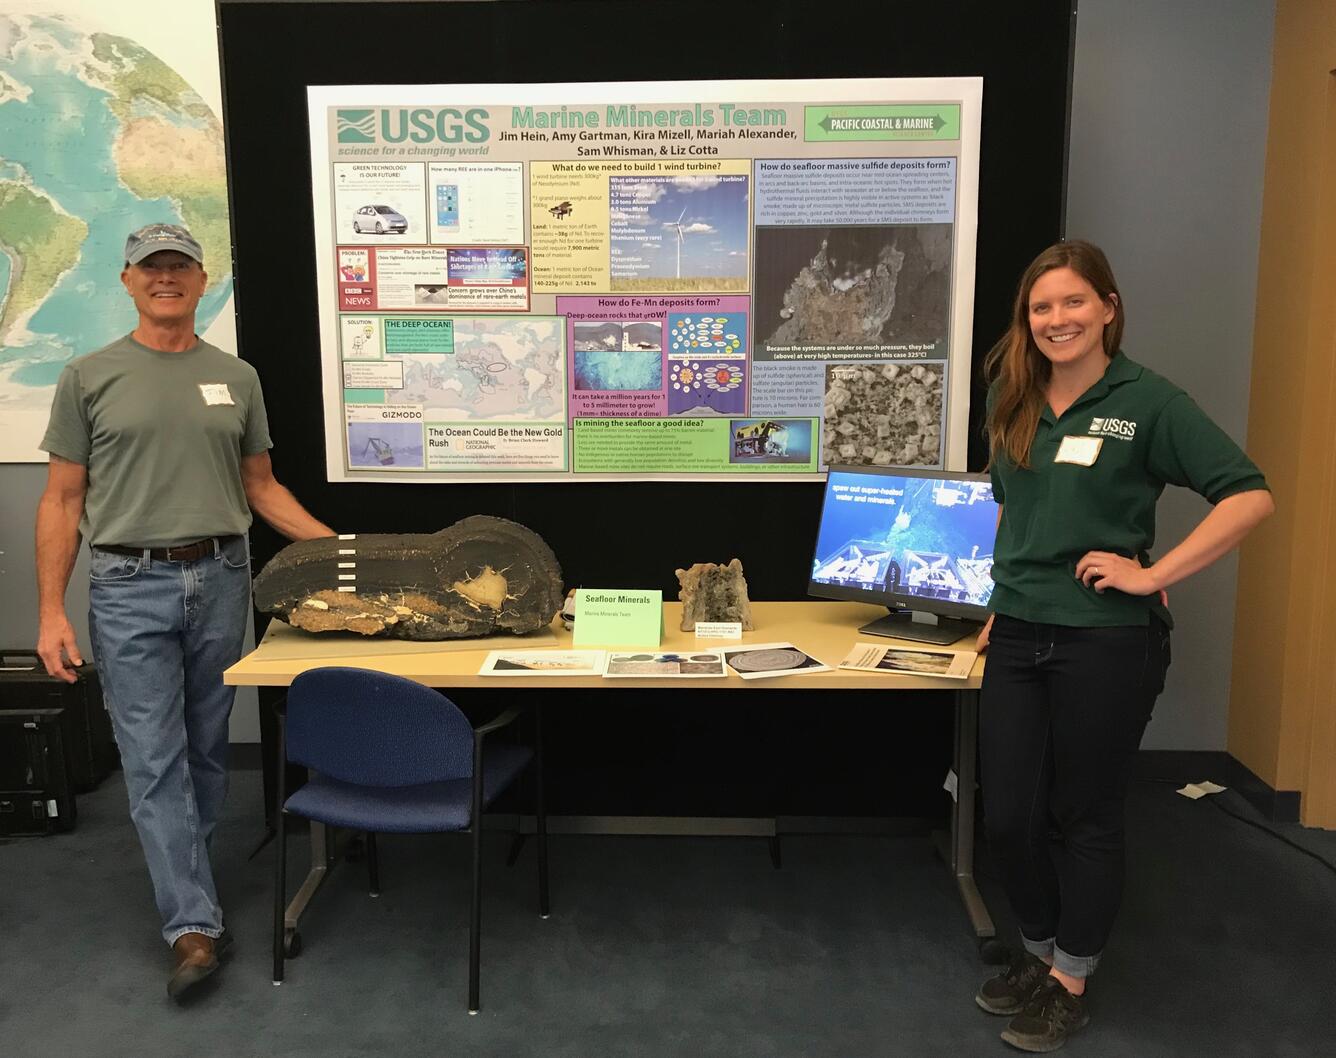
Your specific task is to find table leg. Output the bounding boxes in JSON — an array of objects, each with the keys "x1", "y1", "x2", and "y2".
[{"x1": 936, "y1": 688, "x2": 995, "y2": 943}]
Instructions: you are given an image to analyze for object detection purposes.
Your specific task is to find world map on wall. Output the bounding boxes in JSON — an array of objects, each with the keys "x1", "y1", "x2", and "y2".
[{"x1": 0, "y1": 13, "x2": 232, "y2": 449}]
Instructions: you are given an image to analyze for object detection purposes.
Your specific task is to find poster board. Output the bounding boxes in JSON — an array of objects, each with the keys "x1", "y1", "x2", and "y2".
[
  {"x1": 307, "y1": 78, "x2": 982, "y2": 483},
  {"x1": 220, "y1": 0, "x2": 1072, "y2": 817}
]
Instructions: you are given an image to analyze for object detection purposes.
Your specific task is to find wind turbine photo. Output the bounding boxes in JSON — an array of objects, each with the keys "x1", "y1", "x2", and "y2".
[
  {"x1": 608, "y1": 173, "x2": 750, "y2": 292},
  {"x1": 674, "y1": 207, "x2": 687, "y2": 279}
]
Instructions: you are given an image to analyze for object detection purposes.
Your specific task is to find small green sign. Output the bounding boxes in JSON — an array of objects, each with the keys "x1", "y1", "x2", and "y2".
[
  {"x1": 384, "y1": 318, "x2": 454, "y2": 355},
  {"x1": 574, "y1": 589, "x2": 663, "y2": 648},
  {"x1": 343, "y1": 389, "x2": 386, "y2": 404},
  {"x1": 805, "y1": 105, "x2": 960, "y2": 141}
]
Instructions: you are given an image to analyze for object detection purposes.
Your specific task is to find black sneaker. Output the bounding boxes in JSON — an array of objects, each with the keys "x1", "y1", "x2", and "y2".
[
  {"x1": 1000, "y1": 976, "x2": 1089, "y2": 1053},
  {"x1": 976, "y1": 950, "x2": 1049, "y2": 1015}
]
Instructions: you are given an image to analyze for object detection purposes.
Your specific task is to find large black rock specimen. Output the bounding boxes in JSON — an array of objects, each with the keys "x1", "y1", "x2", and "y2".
[{"x1": 253, "y1": 516, "x2": 564, "y2": 639}]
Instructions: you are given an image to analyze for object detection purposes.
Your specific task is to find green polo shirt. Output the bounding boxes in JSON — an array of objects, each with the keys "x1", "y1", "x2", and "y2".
[
  {"x1": 988, "y1": 352, "x2": 1267, "y2": 628},
  {"x1": 40, "y1": 334, "x2": 272, "y2": 548}
]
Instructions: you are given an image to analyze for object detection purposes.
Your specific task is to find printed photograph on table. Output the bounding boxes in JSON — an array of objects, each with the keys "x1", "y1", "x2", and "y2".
[
  {"x1": 722, "y1": 642, "x2": 831, "y2": 680},
  {"x1": 478, "y1": 650, "x2": 607, "y2": 677},
  {"x1": 878, "y1": 648, "x2": 959, "y2": 675},
  {"x1": 603, "y1": 651, "x2": 727, "y2": 678},
  {"x1": 838, "y1": 642, "x2": 976, "y2": 679}
]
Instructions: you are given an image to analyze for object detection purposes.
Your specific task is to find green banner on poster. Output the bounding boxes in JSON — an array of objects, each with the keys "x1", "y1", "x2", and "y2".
[{"x1": 805, "y1": 104, "x2": 960, "y2": 141}]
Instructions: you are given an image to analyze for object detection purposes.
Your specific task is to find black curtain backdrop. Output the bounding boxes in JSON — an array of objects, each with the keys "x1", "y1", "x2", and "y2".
[{"x1": 220, "y1": 0, "x2": 1073, "y2": 819}]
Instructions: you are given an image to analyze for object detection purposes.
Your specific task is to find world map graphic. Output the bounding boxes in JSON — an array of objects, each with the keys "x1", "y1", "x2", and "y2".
[{"x1": 0, "y1": 13, "x2": 232, "y2": 454}]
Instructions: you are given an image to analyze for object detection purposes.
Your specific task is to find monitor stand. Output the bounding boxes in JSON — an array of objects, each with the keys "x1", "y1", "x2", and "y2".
[{"x1": 858, "y1": 608, "x2": 980, "y2": 646}]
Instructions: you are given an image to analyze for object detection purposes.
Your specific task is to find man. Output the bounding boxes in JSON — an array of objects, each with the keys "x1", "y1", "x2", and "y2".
[{"x1": 35, "y1": 224, "x2": 333, "y2": 999}]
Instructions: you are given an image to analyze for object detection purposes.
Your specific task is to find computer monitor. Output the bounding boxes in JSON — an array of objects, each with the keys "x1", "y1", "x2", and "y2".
[{"x1": 808, "y1": 465, "x2": 998, "y2": 645}]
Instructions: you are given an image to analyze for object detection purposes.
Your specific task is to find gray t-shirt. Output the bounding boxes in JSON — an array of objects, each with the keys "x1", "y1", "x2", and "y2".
[{"x1": 40, "y1": 334, "x2": 272, "y2": 548}]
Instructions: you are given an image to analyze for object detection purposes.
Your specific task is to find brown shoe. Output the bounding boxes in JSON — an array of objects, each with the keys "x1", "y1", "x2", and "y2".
[{"x1": 167, "y1": 932, "x2": 219, "y2": 999}]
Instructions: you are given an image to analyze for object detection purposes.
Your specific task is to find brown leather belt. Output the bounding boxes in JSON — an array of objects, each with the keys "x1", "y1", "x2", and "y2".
[{"x1": 96, "y1": 536, "x2": 242, "y2": 562}]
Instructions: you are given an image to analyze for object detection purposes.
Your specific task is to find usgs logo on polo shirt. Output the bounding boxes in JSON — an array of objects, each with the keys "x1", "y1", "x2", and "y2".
[{"x1": 1089, "y1": 416, "x2": 1137, "y2": 440}]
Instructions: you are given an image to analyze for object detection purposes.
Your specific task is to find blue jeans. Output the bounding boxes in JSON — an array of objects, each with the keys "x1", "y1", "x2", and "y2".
[
  {"x1": 979, "y1": 614, "x2": 1171, "y2": 979},
  {"x1": 87, "y1": 536, "x2": 251, "y2": 946}
]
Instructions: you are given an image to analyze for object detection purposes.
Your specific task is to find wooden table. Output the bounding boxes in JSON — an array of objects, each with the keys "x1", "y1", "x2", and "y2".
[{"x1": 226, "y1": 600, "x2": 995, "y2": 950}]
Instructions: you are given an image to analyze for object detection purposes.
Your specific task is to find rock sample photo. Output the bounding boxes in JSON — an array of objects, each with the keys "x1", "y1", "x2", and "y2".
[
  {"x1": 676, "y1": 559, "x2": 755, "y2": 632},
  {"x1": 253, "y1": 515, "x2": 564, "y2": 640},
  {"x1": 823, "y1": 361, "x2": 943, "y2": 467},
  {"x1": 755, "y1": 224, "x2": 951, "y2": 350}
]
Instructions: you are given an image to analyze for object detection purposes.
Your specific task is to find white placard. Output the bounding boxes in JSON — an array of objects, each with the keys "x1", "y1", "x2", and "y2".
[{"x1": 694, "y1": 621, "x2": 743, "y2": 640}]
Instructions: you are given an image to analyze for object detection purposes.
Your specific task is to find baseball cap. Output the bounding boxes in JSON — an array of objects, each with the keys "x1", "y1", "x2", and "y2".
[{"x1": 124, "y1": 223, "x2": 204, "y2": 266}]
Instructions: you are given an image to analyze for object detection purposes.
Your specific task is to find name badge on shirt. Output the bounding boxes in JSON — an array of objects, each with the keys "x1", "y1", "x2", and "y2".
[
  {"x1": 1055, "y1": 435, "x2": 1103, "y2": 466},
  {"x1": 199, "y1": 383, "x2": 234, "y2": 406}
]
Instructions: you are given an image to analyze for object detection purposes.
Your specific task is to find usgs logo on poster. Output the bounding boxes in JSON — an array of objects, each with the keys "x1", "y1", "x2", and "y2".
[
  {"x1": 337, "y1": 108, "x2": 490, "y2": 144},
  {"x1": 1089, "y1": 416, "x2": 1136, "y2": 440}
]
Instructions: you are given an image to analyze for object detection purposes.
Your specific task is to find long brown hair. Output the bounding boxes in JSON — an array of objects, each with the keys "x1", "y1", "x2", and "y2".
[{"x1": 984, "y1": 240, "x2": 1124, "y2": 468}]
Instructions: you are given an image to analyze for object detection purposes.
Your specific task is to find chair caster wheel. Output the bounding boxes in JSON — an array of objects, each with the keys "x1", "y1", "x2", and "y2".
[
  {"x1": 283, "y1": 929, "x2": 303, "y2": 957},
  {"x1": 978, "y1": 937, "x2": 1010, "y2": 965}
]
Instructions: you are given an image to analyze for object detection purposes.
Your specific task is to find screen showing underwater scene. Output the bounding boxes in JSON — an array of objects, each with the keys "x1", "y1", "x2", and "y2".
[{"x1": 812, "y1": 468, "x2": 998, "y2": 610}]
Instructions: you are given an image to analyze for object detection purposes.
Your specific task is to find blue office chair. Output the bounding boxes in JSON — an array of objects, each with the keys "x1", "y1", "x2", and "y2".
[{"x1": 272, "y1": 667, "x2": 549, "y2": 1013}]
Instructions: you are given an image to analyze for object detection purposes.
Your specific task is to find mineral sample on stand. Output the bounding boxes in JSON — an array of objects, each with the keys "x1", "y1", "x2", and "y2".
[
  {"x1": 676, "y1": 559, "x2": 755, "y2": 632},
  {"x1": 253, "y1": 515, "x2": 563, "y2": 639}
]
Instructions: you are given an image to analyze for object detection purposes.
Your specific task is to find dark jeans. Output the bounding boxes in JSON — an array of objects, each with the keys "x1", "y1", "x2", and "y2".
[{"x1": 979, "y1": 614, "x2": 1171, "y2": 977}]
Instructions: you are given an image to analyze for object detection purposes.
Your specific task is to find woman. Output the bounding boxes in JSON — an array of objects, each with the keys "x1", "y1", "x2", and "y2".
[{"x1": 974, "y1": 240, "x2": 1272, "y2": 1052}]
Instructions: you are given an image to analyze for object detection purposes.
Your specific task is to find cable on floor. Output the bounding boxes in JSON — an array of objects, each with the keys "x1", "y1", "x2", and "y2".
[{"x1": 1137, "y1": 778, "x2": 1336, "y2": 877}]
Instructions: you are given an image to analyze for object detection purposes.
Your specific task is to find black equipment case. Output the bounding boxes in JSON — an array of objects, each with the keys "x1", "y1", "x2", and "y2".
[
  {"x1": 0, "y1": 709, "x2": 78, "y2": 835},
  {"x1": 0, "y1": 652, "x2": 118, "y2": 835}
]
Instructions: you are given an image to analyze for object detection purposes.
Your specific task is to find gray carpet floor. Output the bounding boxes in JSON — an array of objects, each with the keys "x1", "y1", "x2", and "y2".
[{"x1": 4, "y1": 768, "x2": 1335, "y2": 1057}]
